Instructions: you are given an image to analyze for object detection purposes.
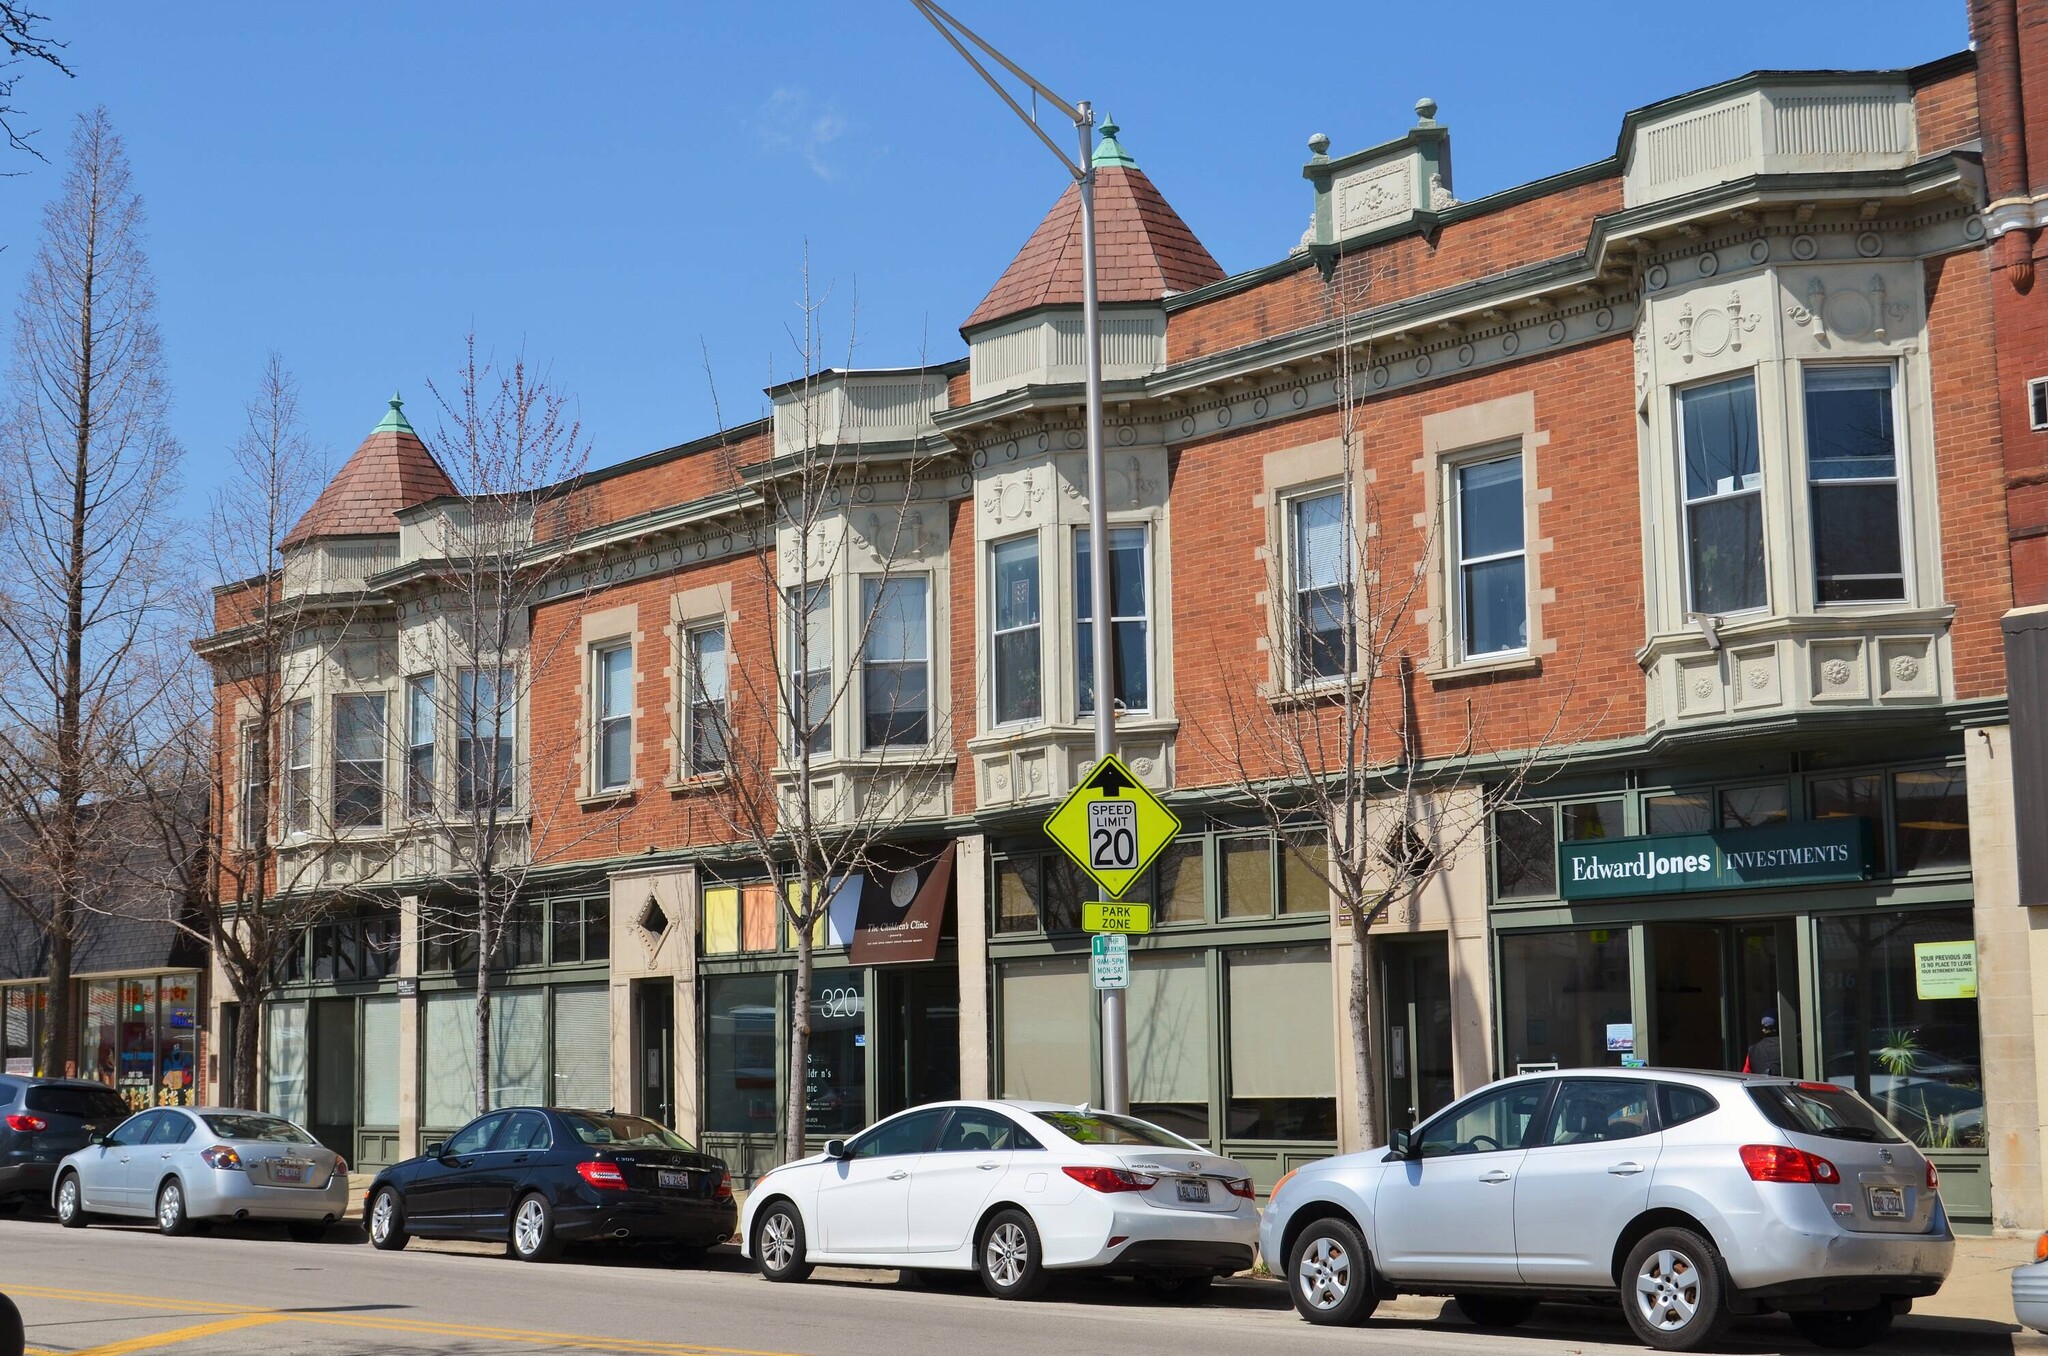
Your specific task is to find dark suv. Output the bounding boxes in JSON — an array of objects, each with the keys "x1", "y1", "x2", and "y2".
[{"x1": 0, "y1": 1076, "x2": 132, "y2": 1212}]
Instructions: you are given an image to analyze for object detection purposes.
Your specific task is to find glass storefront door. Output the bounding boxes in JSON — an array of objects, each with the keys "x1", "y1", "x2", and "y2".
[
  {"x1": 309, "y1": 998, "x2": 358, "y2": 1157},
  {"x1": 1645, "y1": 922, "x2": 1793, "y2": 1073},
  {"x1": 1381, "y1": 935, "x2": 1455, "y2": 1136},
  {"x1": 635, "y1": 980, "x2": 675, "y2": 1126},
  {"x1": 876, "y1": 969, "x2": 958, "y2": 1119}
]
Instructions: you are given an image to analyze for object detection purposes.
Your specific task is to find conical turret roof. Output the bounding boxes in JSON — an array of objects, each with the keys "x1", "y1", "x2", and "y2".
[
  {"x1": 964, "y1": 120, "x2": 1224, "y2": 331},
  {"x1": 283, "y1": 394, "x2": 458, "y2": 547}
]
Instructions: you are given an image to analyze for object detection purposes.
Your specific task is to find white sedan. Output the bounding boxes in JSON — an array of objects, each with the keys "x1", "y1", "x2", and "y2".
[{"x1": 739, "y1": 1100, "x2": 1258, "y2": 1300}]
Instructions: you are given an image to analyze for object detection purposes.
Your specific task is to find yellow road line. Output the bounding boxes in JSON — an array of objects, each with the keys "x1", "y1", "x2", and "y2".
[
  {"x1": 69, "y1": 1314, "x2": 283, "y2": 1356},
  {"x1": 5, "y1": 1284, "x2": 264, "y2": 1316}
]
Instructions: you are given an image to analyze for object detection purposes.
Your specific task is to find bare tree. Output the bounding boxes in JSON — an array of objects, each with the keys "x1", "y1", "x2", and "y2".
[
  {"x1": 0, "y1": 3, "x2": 71, "y2": 166},
  {"x1": 405, "y1": 338, "x2": 612, "y2": 1118},
  {"x1": 689, "y1": 276, "x2": 954, "y2": 1161},
  {"x1": 1203, "y1": 265, "x2": 1581, "y2": 1147},
  {"x1": 0, "y1": 108, "x2": 183, "y2": 1076}
]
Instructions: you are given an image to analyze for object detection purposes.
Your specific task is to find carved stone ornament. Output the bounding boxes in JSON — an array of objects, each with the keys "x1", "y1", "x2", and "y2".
[
  {"x1": 1822, "y1": 658, "x2": 1854, "y2": 687},
  {"x1": 1690, "y1": 675, "x2": 1715, "y2": 700},
  {"x1": 1890, "y1": 654, "x2": 1921, "y2": 683},
  {"x1": 1662, "y1": 289, "x2": 1760, "y2": 364},
  {"x1": 1428, "y1": 172, "x2": 1456, "y2": 211},
  {"x1": 981, "y1": 470, "x2": 1045, "y2": 525},
  {"x1": 1746, "y1": 666, "x2": 1771, "y2": 690}
]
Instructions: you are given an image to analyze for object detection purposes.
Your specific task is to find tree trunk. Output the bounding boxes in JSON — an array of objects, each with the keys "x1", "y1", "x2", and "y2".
[
  {"x1": 41, "y1": 928, "x2": 73, "y2": 1076},
  {"x1": 474, "y1": 938, "x2": 494, "y2": 1117},
  {"x1": 1347, "y1": 904, "x2": 1380, "y2": 1150},
  {"x1": 233, "y1": 986, "x2": 262, "y2": 1109},
  {"x1": 786, "y1": 923, "x2": 813, "y2": 1163}
]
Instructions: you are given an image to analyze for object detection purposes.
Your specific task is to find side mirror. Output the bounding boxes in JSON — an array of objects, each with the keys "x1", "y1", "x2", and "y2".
[
  {"x1": 823, "y1": 1138, "x2": 849, "y2": 1160},
  {"x1": 90, "y1": 1133, "x2": 107, "y2": 1147},
  {"x1": 1385, "y1": 1129, "x2": 1412, "y2": 1161},
  {"x1": 424, "y1": 1141, "x2": 446, "y2": 1160}
]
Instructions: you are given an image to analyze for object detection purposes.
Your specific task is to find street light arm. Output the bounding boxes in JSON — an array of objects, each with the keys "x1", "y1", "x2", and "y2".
[{"x1": 908, "y1": 0, "x2": 1087, "y2": 180}]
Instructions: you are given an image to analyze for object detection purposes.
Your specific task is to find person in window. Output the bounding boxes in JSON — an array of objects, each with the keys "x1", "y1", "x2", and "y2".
[{"x1": 1743, "y1": 1014, "x2": 1781, "y2": 1076}]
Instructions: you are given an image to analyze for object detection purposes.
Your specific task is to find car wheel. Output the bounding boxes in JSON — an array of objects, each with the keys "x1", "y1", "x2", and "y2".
[
  {"x1": 509, "y1": 1193, "x2": 561, "y2": 1263},
  {"x1": 1141, "y1": 1273, "x2": 1214, "y2": 1302},
  {"x1": 1454, "y1": 1294, "x2": 1539, "y2": 1328},
  {"x1": 753, "y1": 1200, "x2": 812, "y2": 1283},
  {"x1": 367, "y1": 1187, "x2": 409, "y2": 1251},
  {"x1": 1285, "y1": 1216, "x2": 1379, "y2": 1326},
  {"x1": 1622, "y1": 1227, "x2": 1730, "y2": 1352},
  {"x1": 286, "y1": 1223, "x2": 329, "y2": 1244},
  {"x1": 977, "y1": 1209, "x2": 1047, "y2": 1301},
  {"x1": 1789, "y1": 1305, "x2": 1895, "y2": 1350},
  {"x1": 155, "y1": 1179, "x2": 193, "y2": 1237},
  {"x1": 54, "y1": 1173, "x2": 85, "y2": 1229}
]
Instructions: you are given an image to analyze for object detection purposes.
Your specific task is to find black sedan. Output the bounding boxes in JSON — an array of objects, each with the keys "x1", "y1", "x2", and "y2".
[{"x1": 363, "y1": 1107, "x2": 734, "y2": 1263}]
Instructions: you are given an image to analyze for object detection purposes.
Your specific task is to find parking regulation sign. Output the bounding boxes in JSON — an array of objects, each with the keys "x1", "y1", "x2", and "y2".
[
  {"x1": 1043, "y1": 753, "x2": 1181, "y2": 898},
  {"x1": 1090, "y1": 934, "x2": 1130, "y2": 990}
]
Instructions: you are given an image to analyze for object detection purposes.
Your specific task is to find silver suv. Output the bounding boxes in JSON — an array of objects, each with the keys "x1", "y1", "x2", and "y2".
[{"x1": 1259, "y1": 1068, "x2": 1952, "y2": 1351}]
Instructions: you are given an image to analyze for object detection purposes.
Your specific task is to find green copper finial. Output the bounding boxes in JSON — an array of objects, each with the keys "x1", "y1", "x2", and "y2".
[
  {"x1": 1092, "y1": 115, "x2": 1136, "y2": 168},
  {"x1": 374, "y1": 390, "x2": 413, "y2": 433}
]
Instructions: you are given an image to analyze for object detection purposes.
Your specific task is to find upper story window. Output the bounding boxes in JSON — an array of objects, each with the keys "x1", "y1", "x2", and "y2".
[
  {"x1": 239, "y1": 724, "x2": 266, "y2": 847},
  {"x1": 683, "y1": 623, "x2": 728, "y2": 776},
  {"x1": 284, "y1": 700, "x2": 312, "y2": 834},
  {"x1": 1452, "y1": 455, "x2": 1528, "y2": 658},
  {"x1": 1288, "y1": 490, "x2": 1351, "y2": 683},
  {"x1": 788, "y1": 582, "x2": 831, "y2": 757},
  {"x1": 861, "y1": 576, "x2": 930, "y2": 748},
  {"x1": 990, "y1": 535, "x2": 1041, "y2": 726},
  {"x1": 458, "y1": 666, "x2": 514, "y2": 811},
  {"x1": 1075, "y1": 526, "x2": 1149, "y2": 715},
  {"x1": 405, "y1": 675, "x2": 436, "y2": 817},
  {"x1": 332, "y1": 692, "x2": 386, "y2": 830},
  {"x1": 1805, "y1": 366, "x2": 1904, "y2": 603},
  {"x1": 1679, "y1": 375, "x2": 1766, "y2": 615},
  {"x1": 593, "y1": 644, "x2": 632, "y2": 792}
]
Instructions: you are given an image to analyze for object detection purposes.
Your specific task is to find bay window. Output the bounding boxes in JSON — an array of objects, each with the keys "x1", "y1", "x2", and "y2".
[
  {"x1": 860, "y1": 575, "x2": 930, "y2": 747},
  {"x1": 239, "y1": 724, "x2": 266, "y2": 846},
  {"x1": 1075, "y1": 526, "x2": 1149, "y2": 715},
  {"x1": 1805, "y1": 365, "x2": 1904, "y2": 603},
  {"x1": 593, "y1": 644, "x2": 632, "y2": 791},
  {"x1": 990, "y1": 535, "x2": 1041, "y2": 725},
  {"x1": 1452, "y1": 454, "x2": 1527, "y2": 657},
  {"x1": 284, "y1": 699, "x2": 312, "y2": 834},
  {"x1": 1288, "y1": 490, "x2": 1350, "y2": 682},
  {"x1": 458, "y1": 666, "x2": 514, "y2": 810},
  {"x1": 405, "y1": 675, "x2": 436, "y2": 816},
  {"x1": 684, "y1": 623, "x2": 728, "y2": 775},
  {"x1": 1680, "y1": 374, "x2": 1766, "y2": 614},
  {"x1": 332, "y1": 692, "x2": 386, "y2": 829},
  {"x1": 788, "y1": 583, "x2": 831, "y2": 756}
]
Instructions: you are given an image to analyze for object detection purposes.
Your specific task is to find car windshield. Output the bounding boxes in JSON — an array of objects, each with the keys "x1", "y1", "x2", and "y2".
[
  {"x1": 1748, "y1": 1083, "x2": 1906, "y2": 1143},
  {"x1": 201, "y1": 1113, "x2": 316, "y2": 1143},
  {"x1": 561, "y1": 1112, "x2": 696, "y2": 1151},
  {"x1": 1036, "y1": 1110, "x2": 1199, "y2": 1150},
  {"x1": 24, "y1": 1085, "x2": 130, "y2": 1119}
]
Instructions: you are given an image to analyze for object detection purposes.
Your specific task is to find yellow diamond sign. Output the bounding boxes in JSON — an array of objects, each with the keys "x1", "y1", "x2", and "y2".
[{"x1": 1044, "y1": 753, "x2": 1181, "y2": 899}]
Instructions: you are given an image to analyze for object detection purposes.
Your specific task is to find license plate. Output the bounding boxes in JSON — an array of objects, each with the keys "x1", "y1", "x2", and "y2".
[
  {"x1": 658, "y1": 1169, "x2": 689, "y2": 1189},
  {"x1": 273, "y1": 1163, "x2": 305, "y2": 1184},
  {"x1": 1176, "y1": 1180, "x2": 1210, "y2": 1203},
  {"x1": 1867, "y1": 1186, "x2": 1905, "y2": 1218}
]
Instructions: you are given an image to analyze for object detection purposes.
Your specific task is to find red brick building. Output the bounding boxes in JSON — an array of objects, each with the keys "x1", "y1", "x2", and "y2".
[{"x1": 203, "y1": 4, "x2": 2048, "y2": 1233}]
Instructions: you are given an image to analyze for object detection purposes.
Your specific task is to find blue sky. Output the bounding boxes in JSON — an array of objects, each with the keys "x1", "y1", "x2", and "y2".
[{"x1": 0, "y1": 2, "x2": 1969, "y2": 507}]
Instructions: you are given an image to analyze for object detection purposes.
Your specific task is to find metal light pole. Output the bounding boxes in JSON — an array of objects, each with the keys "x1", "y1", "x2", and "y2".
[{"x1": 911, "y1": 0, "x2": 1126, "y2": 1113}]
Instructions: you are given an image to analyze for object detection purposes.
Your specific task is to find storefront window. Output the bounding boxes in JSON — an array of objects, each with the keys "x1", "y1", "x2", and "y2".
[
  {"x1": 80, "y1": 981, "x2": 119, "y2": 1088},
  {"x1": 1281, "y1": 833, "x2": 1329, "y2": 915},
  {"x1": 422, "y1": 993, "x2": 475, "y2": 1129},
  {"x1": 1499, "y1": 929, "x2": 1633, "y2": 1072},
  {"x1": 1127, "y1": 952, "x2": 1210, "y2": 1142},
  {"x1": 1562, "y1": 799, "x2": 1624, "y2": 842},
  {"x1": 994, "y1": 855, "x2": 1038, "y2": 935},
  {"x1": 267, "y1": 1001, "x2": 308, "y2": 1126},
  {"x1": 491, "y1": 988, "x2": 547, "y2": 1107},
  {"x1": 1894, "y1": 768, "x2": 1969, "y2": 872},
  {"x1": 1818, "y1": 910, "x2": 1983, "y2": 1150},
  {"x1": 999, "y1": 958, "x2": 1090, "y2": 1104},
  {"x1": 704, "y1": 974, "x2": 778, "y2": 1134},
  {"x1": 1221, "y1": 836, "x2": 1271, "y2": 919},
  {"x1": 1645, "y1": 792, "x2": 1712, "y2": 834},
  {"x1": 1154, "y1": 841, "x2": 1205, "y2": 925},
  {"x1": 1719, "y1": 784, "x2": 1789, "y2": 829},
  {"x1": 3, "y1": 985, "x2": 40, "y2": 1075},
  {"x1": 157, "y1": 979, "x2": 197, "y2": 1106},
  {"x1": 361, "y1": 996, "x2": 399, "y2": 1127},
  {"x1": 805, "y1": 972, "x2": 866, "y2": 1135},
  {"x1": 703, "y1": 883, "x2": 781, "y2": 955},
  {"x1": 553, "y1": 985, "x2": 609, "y2": 1108},
  {"x1": 1226, "y1": 945, "x2": 1336, "y2": 1140},
  {"x1": 1492, "y1": 806, "x2": 1556, "y2": 900},
  {"x1": 1810, "y1": 774, "x2": 1888, "y2": 873}
]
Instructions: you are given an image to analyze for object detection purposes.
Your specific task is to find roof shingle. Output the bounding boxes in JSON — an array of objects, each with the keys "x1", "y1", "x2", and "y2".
[{"x1": 284, "y1": 403, "x2": 458, "y2": 547}]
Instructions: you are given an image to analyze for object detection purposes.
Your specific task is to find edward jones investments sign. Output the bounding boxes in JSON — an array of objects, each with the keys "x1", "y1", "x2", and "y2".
[{"x1": 1559, "y1": 819, "x2": 1871, "y2": 900}]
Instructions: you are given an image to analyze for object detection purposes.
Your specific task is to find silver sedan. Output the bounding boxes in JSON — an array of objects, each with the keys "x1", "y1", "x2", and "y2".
[{"x1": 52, "y1": 1105, "x2": 350, "y2": 1239}]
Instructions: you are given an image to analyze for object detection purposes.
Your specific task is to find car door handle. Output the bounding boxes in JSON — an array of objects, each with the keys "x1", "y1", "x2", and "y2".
[
  {"x1": 1608, "y1": 1162, "x2": 1646, "y2": 1176},
  {"x1": 1478, "y1": 1169, "x2": 1512, "y2": 1183},
  {"x1": 888, "y1": 1170, "x2": 909, "y2": 1181},
  {"x1": 978, "y1": 1162, "x2": 1000, "y2": 1171}
]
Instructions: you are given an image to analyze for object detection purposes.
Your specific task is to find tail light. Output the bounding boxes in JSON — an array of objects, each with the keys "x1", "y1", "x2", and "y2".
[
  {"x1": 200, "y1": 1145, "x2": 244, "y2": 1170},
  {"x1": 2035, "y1": 1232, "x2": 2048, "y2": 1264},
  {"x1": 714, "y1": 1169, "x2": 733, "y2": 1201},
  {"x1": 1928, "y1": 1160, "x2": 1941, "y2": 1191},
  {"x1": 576, "y1": 1160, "x2": 629, "y2": 1190},
  {"x1": 333, "y1": 1155, "x2": 349, "y2": 1180},
  {"x1": 1062, "y1": 1166, "x2": 1155, "y2": 1194},
  {"x1": 1224, "y1": 1177, "x2": 1256, "y2": 1200},
  {"x1": 4, "y1": 1113, "x2": 47, "y2": 1134},
  {"x1": 1740, "y1": 1144, "x2": 1839, "y2": 1184}
]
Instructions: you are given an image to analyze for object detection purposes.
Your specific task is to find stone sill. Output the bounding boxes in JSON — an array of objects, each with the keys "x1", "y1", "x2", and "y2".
[
  {"x1": 1424, "y1": 651, "x2": 1541, "y2": 687},
  {"x1": 576, "y1": 788, "x2": 636, "y2": 810}
]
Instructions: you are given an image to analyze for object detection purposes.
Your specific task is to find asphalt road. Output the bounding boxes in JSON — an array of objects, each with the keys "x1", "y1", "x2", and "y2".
[{"x1": 0, "y1": 1216, "x2": 2030, "y2": 1356}]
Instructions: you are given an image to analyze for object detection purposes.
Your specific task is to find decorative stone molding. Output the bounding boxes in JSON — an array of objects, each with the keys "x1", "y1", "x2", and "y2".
[{"x1": 1641, "y1": 610, "x2": 1953, "y2": 731}]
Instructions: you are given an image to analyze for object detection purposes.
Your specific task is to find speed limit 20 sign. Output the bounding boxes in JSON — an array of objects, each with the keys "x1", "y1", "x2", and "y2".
[{"x1": 1043, "y1": 753, "x2": 1180, "y2": 899}]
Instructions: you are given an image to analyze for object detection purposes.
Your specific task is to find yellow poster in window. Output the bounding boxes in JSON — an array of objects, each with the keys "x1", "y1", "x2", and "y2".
[{"x1": 1913, "y1": 940, "x2": 1977, "y2": 1000}]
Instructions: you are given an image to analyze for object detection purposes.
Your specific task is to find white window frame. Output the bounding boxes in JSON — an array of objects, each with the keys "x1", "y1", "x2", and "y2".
[
  {"x1": 988, "y1": 534, "x2": 1042, "y2": 728},
  {"x1": 1677, "y1": 372, "x2": 1769, "y2": 618},
  {"x1": 859, "y1": 573, "x2": 933, "y2": 750},
  {"x1": 239, "y1": 722, "x2": 266, "y2": 848},
  {"x1": 1447, "y1": 449, "x2": 1530, "y2": 663},
  {"x1": 1074, "y1": 524, "x2": 1152, "y2": 717},
  {"x1": 591, "y1": 643, "x2": 633, "y2": 793},
  {"x1": 1283, "y1": 485, "x2": 1354, "y2": 688},
  {"x1": 1802, "y1": 361, "x2": 1910, "y2": 607},
  {"x1": 787, "y1": 582, "x2": 833, "y2": 757},
  {"x1": 284, "y1": 699, "x2": 313, "y2": 835},
  {"x1": 405, "y1": 674, "x2": 436, "y2": 818},
  {"x1": 457, "y1": 666, "x2": 516, "y2": 811},
  {"x1": 682, "y1": 621, "x2": 729, "y2": 777},
  {"x1": 331, "y1": 692, "x2": 387, "y2": 831},
  {"x1": 2030, "y1": 376, "x2": 2048, "y2": 432}
]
